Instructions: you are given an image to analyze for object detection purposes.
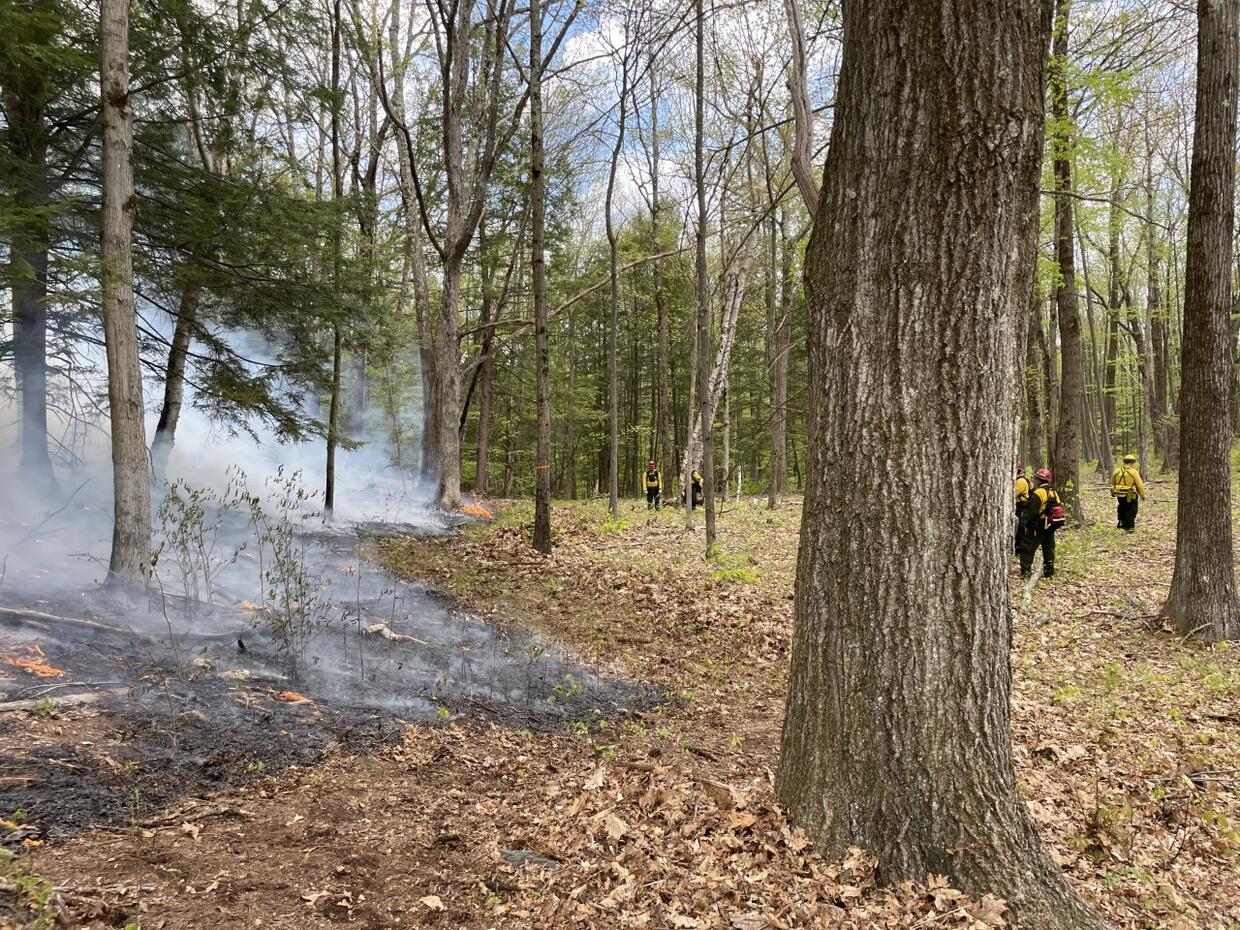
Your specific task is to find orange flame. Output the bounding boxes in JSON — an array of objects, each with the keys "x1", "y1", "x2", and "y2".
[
  {"x1": 266, "y1": 686, "x2": 313, "y2": 703},
  {"x1": 3, "y1": 643, "x2": 64, "y2": 678},
  {"x1": 459, "y1": 502, "x2": 494, "y2": 519}
]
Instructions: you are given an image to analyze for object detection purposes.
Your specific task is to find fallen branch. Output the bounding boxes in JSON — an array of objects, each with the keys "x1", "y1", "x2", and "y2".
[
  {"x1": 15, "y1": 679, "x2": 126, "y2": 700},
  {"x1": 362, "y1": 622, "x2": 429, "y2": 646},
  {"x1": 0, "y1": 606, "x2": 136, "y2": 638},
  {"x1": 0, "y1": 689, "x2": 123, "y2": 714},
  {"x1": 0, "y1": 605, "x2": 247, "y2": 644},
  {"x1": 141, "y1": 804, "x2": 255, "y2": 829}
]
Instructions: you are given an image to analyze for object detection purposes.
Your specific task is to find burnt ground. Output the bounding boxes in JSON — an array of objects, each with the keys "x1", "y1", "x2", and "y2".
[{"x1": 1, "y1": 521, "x2": 655, "y2": 859}]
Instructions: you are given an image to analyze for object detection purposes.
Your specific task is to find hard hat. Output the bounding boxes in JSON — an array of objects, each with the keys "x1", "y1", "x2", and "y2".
[
  {"x1": 1123, "y1": 454, "x2": 1136, "y2": 463},
  {"x1": 1035, "y1": 467, "x2": 1052, "y2": 483}
]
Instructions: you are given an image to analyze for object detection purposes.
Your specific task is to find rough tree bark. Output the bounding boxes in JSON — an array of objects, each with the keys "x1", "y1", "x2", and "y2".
[
  {"x1": 100, "y1": 0, "x2": 151, "y2": 586},
  {"x1": 777, "y1": 3, "x2": 1105, "y2": 927},
  {"x1": 1161, "y1": 0, "x2": 1240, "y2": 643},
  {"x1": 1051, "y1": 0, "x2": 1084, "y2": 522},
  {"x1": 530, "y1": 0, "x2": 551, "y2": 554}
]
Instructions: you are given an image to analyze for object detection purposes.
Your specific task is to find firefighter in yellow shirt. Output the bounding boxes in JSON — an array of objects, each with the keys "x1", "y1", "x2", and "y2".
[
  {"x1": 1110, "y1": 454, "x2": 1147, "y2": 532},
  {"x1": 1018, "y1": 468, "x2": 1065, "y2": 579},
  {"x1": 1013, "y1": 464, "x2": 1030, "y2": 554},
  {"x1": 643, "y1": 460, "x2": 662, "y2": 510}
]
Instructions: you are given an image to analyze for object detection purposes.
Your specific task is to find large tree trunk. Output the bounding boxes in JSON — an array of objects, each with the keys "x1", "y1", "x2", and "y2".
[
  {"x1": 1051, "y1": 0, "x2": 1085, "y2": 522},
  {"x1": 777, "y1": 3, "x2": 1104, "y2": 927},
  {"x1": 530, "y1": 0, "x2": 551, "y2": 553},
  {"x1": 100, "y1": 0, "x2": 151, "y2": 586},
  {"x1": 150, "y1": 285, "x2": 199, "y2": 479},
  {"x1": 1162, "y1": 0, "x2": 1240, "y2": 643}
]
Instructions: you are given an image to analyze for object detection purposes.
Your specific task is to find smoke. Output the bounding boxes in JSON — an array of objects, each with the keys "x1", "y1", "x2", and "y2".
[
  {"x1": 0, "y1": 310, "x2": 435, "y2": 595},
  {"x1": 1, "y1": 313, "x2": 647, "y2": 728}
]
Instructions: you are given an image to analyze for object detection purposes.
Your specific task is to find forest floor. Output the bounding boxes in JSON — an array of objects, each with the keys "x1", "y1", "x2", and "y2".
[{"x1": 5, "y1": 475, "x2": 1240, "y2": 929}]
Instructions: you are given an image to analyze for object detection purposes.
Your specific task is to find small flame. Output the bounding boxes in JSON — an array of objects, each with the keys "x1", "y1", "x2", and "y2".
[
  {"x1": 2, "y1": 643, "x2": 65, "y2": 678},
  {"x1": 459, "y1": 502, "x2": 494, "y2": 519},
  {"x1": 266, "y1": 686, "x2": 312, "y2": 703}
]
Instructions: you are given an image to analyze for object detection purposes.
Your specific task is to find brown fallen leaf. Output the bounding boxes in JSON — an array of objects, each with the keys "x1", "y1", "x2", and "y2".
[{"x1": 604, "y1": 812, "x2": 628, "y2": 842}]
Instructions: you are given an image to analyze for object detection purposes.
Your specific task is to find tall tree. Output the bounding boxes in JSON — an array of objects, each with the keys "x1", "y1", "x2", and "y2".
[
  {"x1": 777, "y1": 2, "x2": 1105, "y2": 928},
  {"x1": 694, "y1": 0, "x2": 716, "y2": 551},
  {"x1": 649, "y1": 61, "x2": 673, "y2": 489},
  {"x1": 530, "y1": 0, "x2": 551, "y2": 554},
  {"x1": 604, "y1": 21, "x2": 631, "y2": 520},
  {"x1": 324, "y1": 0, "x2": 344, "y2": 516},
  {"x1": 100, "y1": 0, "x2": 150, "y2": 585},
  {"x1": 1161, "y1": 0, "x2": 1240, "y2": 643},
  {"x1": 415, "y1": 0, "x2": 518, "y2": 510},
  {"x1": 1025, "y1": 290, "x2": 1047, "y2": 468},
  {"x1": 3, "y1": 0, "x2": 59, "y2": 488},
  {"x1": 1050, "y1": 0, "x2": 1084, "y2": 522}
]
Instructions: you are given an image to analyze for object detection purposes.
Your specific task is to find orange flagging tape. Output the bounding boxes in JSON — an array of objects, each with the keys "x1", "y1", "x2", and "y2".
[{"x1": 2, "y1": 643, "x2": 65, "y2": 678}]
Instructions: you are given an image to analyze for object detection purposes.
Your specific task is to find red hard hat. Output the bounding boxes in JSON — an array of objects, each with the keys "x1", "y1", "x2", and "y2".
[{"x1": 1035, "y1": 467, "x2": 1052, "y2": 483}]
